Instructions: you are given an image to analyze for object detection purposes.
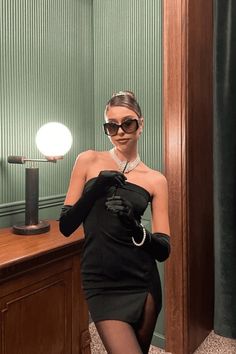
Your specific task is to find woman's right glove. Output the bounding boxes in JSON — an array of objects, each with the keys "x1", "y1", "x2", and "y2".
[{"x1": 59, "y1": 171, "x2": 126, "y2": 237}]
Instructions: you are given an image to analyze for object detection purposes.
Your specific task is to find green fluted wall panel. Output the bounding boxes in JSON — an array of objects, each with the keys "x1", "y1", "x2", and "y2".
[
  {"x1": 93, "y1": 0, "x2": 164, "y2": 347},
  {"x1": 0, "y1": 0, "x2": 94, "y2": 225},
  {"x1": 93, "y1": 0, "x2": 163, "y2": 171},
  {"x1": 0, "y1": 0, "x2": 164, "y2": 346}
]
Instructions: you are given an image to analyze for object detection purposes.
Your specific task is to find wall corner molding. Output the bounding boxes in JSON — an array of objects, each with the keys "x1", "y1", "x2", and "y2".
[{"x1": 164, "y1": 0, "x2": 214, "y2": 353}]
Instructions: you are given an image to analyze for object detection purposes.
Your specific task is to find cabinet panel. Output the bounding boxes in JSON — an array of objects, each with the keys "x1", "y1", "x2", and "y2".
[
  {"x1": 0, "y1": 221, "x2": 90, "y2": 354},
  {"x1": 0, "y1": 271, "x2": 72, "y2": 354}
]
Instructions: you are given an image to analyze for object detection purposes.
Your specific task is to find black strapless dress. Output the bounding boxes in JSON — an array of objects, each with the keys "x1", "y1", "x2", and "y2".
[{"x1": 80, "y1": 178, "x2": 162, "y2": 324}]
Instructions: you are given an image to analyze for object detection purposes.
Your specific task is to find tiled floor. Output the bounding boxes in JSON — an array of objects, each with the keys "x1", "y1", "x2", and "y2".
[{"x1": 89, "y1": 322, "x2": 236, "y2": 354}]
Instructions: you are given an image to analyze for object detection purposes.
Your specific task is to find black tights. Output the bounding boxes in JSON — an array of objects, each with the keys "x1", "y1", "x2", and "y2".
[{"x1": 94, "y1": 293, "x2": 159, "y2": 354}]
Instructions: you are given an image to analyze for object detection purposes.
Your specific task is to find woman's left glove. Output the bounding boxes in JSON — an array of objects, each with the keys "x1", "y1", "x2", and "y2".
[
  {"x1": 105, "y1": 195, "x2": 171, "y2": 262},
  {"x1": 105, "y1": 196, "x2": 140, "y2": 231}
]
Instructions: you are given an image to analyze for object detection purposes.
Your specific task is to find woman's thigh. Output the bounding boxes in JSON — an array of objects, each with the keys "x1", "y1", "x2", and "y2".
[
  {"x1": 95, "y1": 319, "x2": 142, "y2": 354},
  {"x1": 134, "y1": 292, "x2": 160, "y2": 354}
]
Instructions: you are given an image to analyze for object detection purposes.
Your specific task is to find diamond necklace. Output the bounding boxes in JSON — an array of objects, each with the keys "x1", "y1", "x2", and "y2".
[{"x1": 109, "y1": 148, "x2": 141, "y2": 173}]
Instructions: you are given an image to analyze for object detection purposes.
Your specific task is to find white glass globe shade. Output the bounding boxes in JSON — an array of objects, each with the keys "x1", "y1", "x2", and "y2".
[{"x1": 36, "y1": 122, "x2": 73, "y2": 157}]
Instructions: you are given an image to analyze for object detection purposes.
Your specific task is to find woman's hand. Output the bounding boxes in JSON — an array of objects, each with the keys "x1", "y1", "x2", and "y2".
[
  {"x1": 60, "y1": 171, "x2": 126, "y2": 237},
  {"x1": 105, "y1": 195, "x2": 170, "y2": 261},
  {"x1": 95, "y1": 171, "x2": 127, "y2": 192},
  {"x1": 105, "y1": 195, "x2": 139, "y2": 230}
]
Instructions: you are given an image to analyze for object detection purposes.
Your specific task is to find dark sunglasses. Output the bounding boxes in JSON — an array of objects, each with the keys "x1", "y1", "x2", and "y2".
[{"x1": 103, "y1": 118, "x2": 140, "y2": 136}]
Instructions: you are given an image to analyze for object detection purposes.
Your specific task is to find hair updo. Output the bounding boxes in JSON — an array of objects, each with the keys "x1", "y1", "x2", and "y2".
[{"x1": 105, "y1": 90, "x2": 142, "y2": 118}]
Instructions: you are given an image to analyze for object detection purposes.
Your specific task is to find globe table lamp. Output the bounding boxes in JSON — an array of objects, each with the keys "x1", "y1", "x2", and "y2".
[{"x1": 8, "y1": 122, "x2": 73, "y2": 235}]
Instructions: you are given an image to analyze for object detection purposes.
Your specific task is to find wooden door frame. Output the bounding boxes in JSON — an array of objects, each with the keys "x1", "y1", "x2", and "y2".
[{"x1": 163, "y1": 1, "x2": 214, "y2": 354}]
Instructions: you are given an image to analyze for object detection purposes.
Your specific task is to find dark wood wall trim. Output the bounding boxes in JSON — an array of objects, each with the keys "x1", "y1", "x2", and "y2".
[
  {"x1": 163, "y1": 0, "x2": 188, "y2": 352},
  {"x1": 163, "y1": 1, "x2": 214, "y2": 354}
]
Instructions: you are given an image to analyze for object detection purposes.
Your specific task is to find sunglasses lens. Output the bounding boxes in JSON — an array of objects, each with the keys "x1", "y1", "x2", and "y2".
[
  {"x1": 122, "y1": 119, "x2": 139, "y2": 133},
  {"x1": 103, "y1": 119, "x2": 139, "y2": 136},
  {"x1": 104, "y1": 123, "x2": 118, "y2": 136}
]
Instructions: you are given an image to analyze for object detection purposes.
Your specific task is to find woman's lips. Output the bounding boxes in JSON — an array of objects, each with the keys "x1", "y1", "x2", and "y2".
[{"x1": 117, "y1": 139, "x2": 129, "y2": 143}]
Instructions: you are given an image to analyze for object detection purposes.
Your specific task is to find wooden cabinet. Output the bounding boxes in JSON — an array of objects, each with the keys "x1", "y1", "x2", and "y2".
[{"x1": 0, "y1": 221, "x2": 91, "y2": 354}]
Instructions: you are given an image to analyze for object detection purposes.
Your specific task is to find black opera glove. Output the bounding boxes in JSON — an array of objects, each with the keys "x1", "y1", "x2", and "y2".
[
  {"x1": 95, "y1": 170, "x2": 127, "y2": 192},
  {"x1": 59, "y1": 171, "x2": 127, "y2": 237},
  {"x1": 105, "y1": 195, "x2": 171, "y2": 262},
  {"x1": 148, "y1": 233, "x2": 171, "y2": 262},
  {"x1": 105, "y1": 195, "x2": 140, "y2": 229}
]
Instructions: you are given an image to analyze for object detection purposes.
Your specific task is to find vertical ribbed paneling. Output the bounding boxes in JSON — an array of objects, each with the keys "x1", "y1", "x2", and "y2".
[
  {"x1": 0, "y1": 0, "x2": 94, "y2": 206},
  {"x1": 93, "y1": 0, "x2": 162, "y2": 171}
]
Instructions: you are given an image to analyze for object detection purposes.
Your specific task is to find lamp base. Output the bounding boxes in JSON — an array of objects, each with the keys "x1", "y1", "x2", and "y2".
[{"x1": 12, "y1": 220, "x2": 50, "y2": 235}]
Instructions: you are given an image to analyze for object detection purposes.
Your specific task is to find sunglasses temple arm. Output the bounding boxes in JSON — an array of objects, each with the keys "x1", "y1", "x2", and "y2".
[
  {"x1": 122, "y1": 160, "x2": 129, "y2": 174},
  {"x1": 112, "y1": 160, "x2": 129, "y2": 198}
]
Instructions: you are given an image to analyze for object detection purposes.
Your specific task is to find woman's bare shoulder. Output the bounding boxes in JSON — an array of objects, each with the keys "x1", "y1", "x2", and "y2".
[
  {"x1": 150, "y1": 169, "x2": 167, "y2": 183},
  {"x1": 142, "y1": 167, "x2": 168, "y2": 193},
  {"x1": 141, "y1": 164, "x2": 167, "y2": 184},
  {"x1": 133, "y1": 165, "x2": 167, "y2": 197},
  {"x1": 148, "y1": 170, "x2": 168, "y2": 197},
  {"x1": 73, "y1": 150, "x2": 109, "y2": 176},
  {"x1": 75, "y1": 149, "x2": 106, "y2": 164}
]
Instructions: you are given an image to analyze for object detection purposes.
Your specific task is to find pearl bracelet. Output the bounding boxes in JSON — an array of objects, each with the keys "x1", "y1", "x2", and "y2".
[{"x1": 132, "y1": 223, "x2": 146, "y2": 246}]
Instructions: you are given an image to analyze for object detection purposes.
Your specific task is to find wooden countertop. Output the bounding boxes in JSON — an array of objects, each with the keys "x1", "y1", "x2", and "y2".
[{"x1": 0, "y1": 220, "x2": 84, "y2": 271}]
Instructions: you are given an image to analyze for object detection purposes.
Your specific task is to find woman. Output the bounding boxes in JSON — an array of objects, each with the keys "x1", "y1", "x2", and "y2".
[{"x1": 59, "y1": 91, "x2": 170, "y2": 354}]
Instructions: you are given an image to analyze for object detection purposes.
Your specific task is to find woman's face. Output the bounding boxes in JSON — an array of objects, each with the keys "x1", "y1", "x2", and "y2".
[{"x1": 105, "y1": 106, "x2": 143, "y2": 151}]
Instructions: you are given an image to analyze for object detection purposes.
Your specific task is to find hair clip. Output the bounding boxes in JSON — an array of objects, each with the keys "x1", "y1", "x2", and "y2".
[
  {"x1": 112, "y1": 91, "x2": 127, "y2": 97},
  {"x1": 112, "y1": 90, "x2": 135, "y2": 99}
]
